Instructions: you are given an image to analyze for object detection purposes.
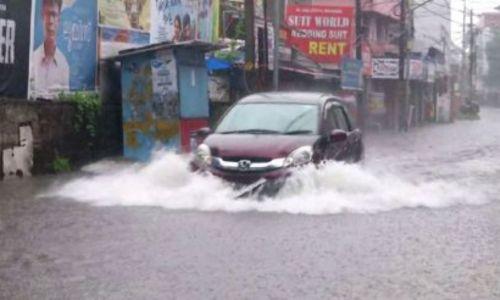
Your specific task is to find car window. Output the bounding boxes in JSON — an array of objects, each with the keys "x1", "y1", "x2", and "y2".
[
  {"x1": 335, "y1": 108, "x2": 349, "y2": 131},
  {"x1": 216, "y1": 103, "x2": 319, "y2": 134},
  {"x1": 324, "y1": 105, "x2": 339, "y2": 133}
]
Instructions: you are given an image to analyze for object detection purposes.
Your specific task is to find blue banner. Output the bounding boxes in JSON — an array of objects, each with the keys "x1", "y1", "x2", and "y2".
[
  {"x1": 341, "y1": 58, "x2": 363, "y2": 91},
  {"x1": 31, "y1": 0, "x2": 97, "y2": 99}
]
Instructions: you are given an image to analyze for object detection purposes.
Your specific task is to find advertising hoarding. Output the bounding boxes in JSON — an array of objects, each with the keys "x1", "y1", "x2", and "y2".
[
  {"x1": 372, "y1": 58, "x2": 399, "y2": 79},
  {"x1": 30, "y1": 0, "x2": 98, "y2": 99},
  {"x1": 99, "y1": 0, "x2": 150, "y2": 31},
  {"x1": 285, "y1": 5, "x2": 354, "y2": 64},
  {"x1": 151, "y1": 0, "x2": 218, "y2": 43},
  {"x1": 0, "y1": 0, "x2": 32, "y2": 98}
]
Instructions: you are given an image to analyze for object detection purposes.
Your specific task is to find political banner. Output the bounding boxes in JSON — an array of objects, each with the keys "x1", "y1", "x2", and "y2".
[
  {"x1": 99, "y1": 26, "x2": 150, "y2": 59},
  {"x1": 0, "y1": 0, "x2": 32, "y2": 98},
  {"x1": 151, "y1": 49, "x2": 178, "y2": 120},
  {"x1": 285, "y1": 5, "x2": 354, "y2": 64},
  {"x1": 150, "y1": 0, "x2": 219, "y2": 43},
  {"x1": 99, "y1": 0, "x2": 150, "y2": 32},
  {"x1": 30, "y1": 0, "x2": 97, "y2": 99}
]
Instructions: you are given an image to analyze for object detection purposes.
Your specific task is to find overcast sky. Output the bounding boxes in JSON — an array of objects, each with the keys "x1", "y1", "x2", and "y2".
[{"x1": 451, "y1": 0, "x2": 499, "y2": 44}]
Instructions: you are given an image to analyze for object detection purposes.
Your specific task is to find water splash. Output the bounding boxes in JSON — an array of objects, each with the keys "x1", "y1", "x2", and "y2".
[{"x1": 46, "y1": 151, "x2": 487, "y2": 215}]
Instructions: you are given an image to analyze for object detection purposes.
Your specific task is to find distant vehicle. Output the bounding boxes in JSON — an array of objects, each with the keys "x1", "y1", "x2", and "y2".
[{"x1": 191, "y1": 92, "x2": 364, "y2": 197}]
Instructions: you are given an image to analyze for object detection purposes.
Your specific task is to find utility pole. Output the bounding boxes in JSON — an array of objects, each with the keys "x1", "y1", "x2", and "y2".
[
  {"x1": 272, "y1": 0, "x2": 280, "y2": 90},
  {"x1": 355, "y1": 0, "x2": 365, "y2": 129},
  {"x1": 399, "y1": 0, "x2": 409, "y2": 131},
  {"x1": 462, "y1": 0, "x2": 467, "y2": 99},
  {"x1": 244, "y1": 0, "x2": 255, "y2": 92},
  {"x1": 469, "y1": 9, "x2": 475, "y2": 100}
]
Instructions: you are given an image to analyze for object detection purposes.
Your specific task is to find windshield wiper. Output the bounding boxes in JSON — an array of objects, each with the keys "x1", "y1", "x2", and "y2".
[
  {"x1": 284, "y1": 130, "x2": 313, "y2": 135},
  {"x1": 219, "y1": 129, "x2": 281, "y2": 134}
]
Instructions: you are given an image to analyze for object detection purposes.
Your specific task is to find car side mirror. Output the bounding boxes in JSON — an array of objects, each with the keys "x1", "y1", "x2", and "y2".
[{"x1": 330, "y1": 129, "x2": 347, "y2": 143}]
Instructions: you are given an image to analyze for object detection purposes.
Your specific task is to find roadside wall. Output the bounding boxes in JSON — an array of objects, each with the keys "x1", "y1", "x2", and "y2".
[{"x1": 0, "y1": 99, "x2": 76, "y2": 179}]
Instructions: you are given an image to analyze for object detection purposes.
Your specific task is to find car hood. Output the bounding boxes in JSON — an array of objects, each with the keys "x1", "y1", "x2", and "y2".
[{"x1": 203, "y1": 133, "x2": 320, "y2": 159}]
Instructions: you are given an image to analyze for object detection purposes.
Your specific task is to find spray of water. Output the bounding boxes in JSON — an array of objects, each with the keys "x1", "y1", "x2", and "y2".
[{"x1": 46, "y1": 151, "x2": 487, "y2": 215}]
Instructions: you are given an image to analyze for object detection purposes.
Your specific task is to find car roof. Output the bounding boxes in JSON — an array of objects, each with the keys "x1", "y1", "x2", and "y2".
[{"x1": 238, "y1": 92, "x2": 344, "y2": 106}]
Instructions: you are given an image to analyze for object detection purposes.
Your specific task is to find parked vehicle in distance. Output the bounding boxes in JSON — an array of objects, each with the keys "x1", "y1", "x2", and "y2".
[{"x1": 191, "y1": 92, "x2": 364, "y2": 197}]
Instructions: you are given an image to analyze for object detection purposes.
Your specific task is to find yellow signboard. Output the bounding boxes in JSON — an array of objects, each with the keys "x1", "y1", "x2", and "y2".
[{"x1": 99, "y1": 0, "x2": 150, "y2": 31}]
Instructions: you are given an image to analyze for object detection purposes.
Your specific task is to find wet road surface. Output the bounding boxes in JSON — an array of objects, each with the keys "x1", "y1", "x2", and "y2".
[{"x1": 1, "y1": 109, "x2": 500, "y2": 299}]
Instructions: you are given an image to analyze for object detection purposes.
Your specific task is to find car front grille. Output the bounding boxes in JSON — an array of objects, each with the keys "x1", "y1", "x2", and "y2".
[{"x1": 221, "y1": 156, "x2": 272, "y2": 163}]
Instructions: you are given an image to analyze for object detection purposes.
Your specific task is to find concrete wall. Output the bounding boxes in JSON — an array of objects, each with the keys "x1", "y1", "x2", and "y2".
[{"x1": 0, "y1": 99, "x2": 76, "y2": 179}]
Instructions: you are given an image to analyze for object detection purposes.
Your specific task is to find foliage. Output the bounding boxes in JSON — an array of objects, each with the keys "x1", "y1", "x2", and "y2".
[
  {"x1": 234, "y1": 17, "x2": 245, "y2": 40},
  {"x1": 485, "y1": 29, "x2": 500, "y2": 87},
  {"x1": 58, "y1": 92, "x2": 102, "y2": 150},
  {"x1": 52, "y1": 156, "x2": 71, "y2": 173},
  {"x1": 215, "y1": 40, "x2": 242, "y2": 62}
]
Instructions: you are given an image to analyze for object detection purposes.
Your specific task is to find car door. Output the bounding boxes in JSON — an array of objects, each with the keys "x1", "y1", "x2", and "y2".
[
  {"x1": 322, "y1": 102, "x2": 350, "y2": 161},
  {"x1": 336, "y1": 106, "x2": 364, "y2": 162}
]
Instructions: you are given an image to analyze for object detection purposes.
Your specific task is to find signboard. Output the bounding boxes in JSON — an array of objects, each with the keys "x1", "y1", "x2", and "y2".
[
  {"x1": 30, "y1": 0, "x2": 98, "y2": 99},
  {"x1": 99, "y1": 0, "x2": 150, "y2": 31},
  {"x1": 285, "y1": 5, "x2": 354, "y2": 64},
  {"x1": 150, "y1": 0, "x2": 219, "y2": 43},
  {"x1": 341, "y1": 58, "x2": 363, "y2": 90},
  {"x1": 368, "y1": 92, "x2": 386, "y2": 114},
  {"x1": 372, "y1": 58, "x2": 399, "y2": 79},
  {"x1": 99, "y1": 26, "x2": 150, "y2": 59},
  {"x1": 0, "y1": 0, "x2": 32, "y2": 98},
  {"x1": 408, "y1": 59, "x2": 423, "y2": 80}
]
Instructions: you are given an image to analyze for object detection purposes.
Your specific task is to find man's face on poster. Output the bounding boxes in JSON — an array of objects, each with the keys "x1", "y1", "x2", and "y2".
[
  {"x1": 42, "y1": 1, "x2": 61, "y2": 43},
  {"x1": 125, "y1": 0, "x2": 143, "y2": 29}
]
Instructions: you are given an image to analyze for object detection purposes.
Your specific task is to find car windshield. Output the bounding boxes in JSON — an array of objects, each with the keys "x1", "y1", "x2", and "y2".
[{"x1": 216, "y1": 103, "x2": 319, "y2": 135}]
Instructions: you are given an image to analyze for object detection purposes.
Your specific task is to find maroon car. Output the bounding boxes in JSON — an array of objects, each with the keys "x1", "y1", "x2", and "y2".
[{"x1": 191, "y1": 92, "x2": 364, "y2": 195}]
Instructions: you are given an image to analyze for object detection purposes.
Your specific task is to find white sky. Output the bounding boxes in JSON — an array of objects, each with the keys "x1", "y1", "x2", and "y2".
[{"x1": 451, "y1": 0, "x2": 500, "y2": 45}]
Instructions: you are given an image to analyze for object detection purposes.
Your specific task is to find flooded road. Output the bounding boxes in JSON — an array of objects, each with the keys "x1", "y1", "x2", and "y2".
[{"x1": 1, "y1": 109, "x2": 500, "y2": 299}]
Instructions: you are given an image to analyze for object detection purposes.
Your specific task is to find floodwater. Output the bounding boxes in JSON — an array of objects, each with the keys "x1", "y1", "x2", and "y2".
[{"x1": 1, "y1": 109, "x2": 500, "y2": 299}]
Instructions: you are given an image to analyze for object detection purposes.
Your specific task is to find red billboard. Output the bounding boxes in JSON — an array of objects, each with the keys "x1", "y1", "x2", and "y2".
[{"x1": 285, "y1": 5, "x2": 354, "y2": 64}]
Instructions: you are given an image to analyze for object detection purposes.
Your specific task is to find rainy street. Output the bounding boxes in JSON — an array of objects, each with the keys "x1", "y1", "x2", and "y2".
[{"x1": 1, "y1": 108, "x2": 500, "y2": 299}]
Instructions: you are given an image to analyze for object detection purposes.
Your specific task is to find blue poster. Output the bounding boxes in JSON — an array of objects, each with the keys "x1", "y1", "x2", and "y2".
[
  {"x1": 31, "y1": 0, "x2": 97, "y2": 99},
  {"x1": 341, "y1": 58, "x2": 363, "y2": 91}
]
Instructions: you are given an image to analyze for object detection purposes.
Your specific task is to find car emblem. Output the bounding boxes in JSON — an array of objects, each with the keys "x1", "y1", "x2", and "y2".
[{"x1": 238, "y1": 160, "x2": 252, "y2": 171}]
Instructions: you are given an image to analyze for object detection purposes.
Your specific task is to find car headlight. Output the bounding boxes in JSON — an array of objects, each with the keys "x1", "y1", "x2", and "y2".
[
  {"x1": 195, "y1": 144, "x2": 212, "y2": 167},
  {"x1": 284, "y1": 146, "x2": 313, "y2": 167}
]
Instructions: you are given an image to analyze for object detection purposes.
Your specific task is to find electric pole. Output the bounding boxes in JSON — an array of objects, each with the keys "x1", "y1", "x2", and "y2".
[
  {"x1": 355, "y1": 0, "x2": 365, "y2": 129},
  {"x1": 469, "y1": 9, "x2": 475, "y2": 100},
  {"x1": 244, "y1": 0, "x2": 255, "y2": 92},
  {"x1": 399, "y1": 0, "x2": 409, "y2": 131},
  {"x1": 273, "y1": 0, "x2": 280, "y2": 90},
  {"x1": 462, "y1": 0, "x2": 467, "y2": 99}
]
